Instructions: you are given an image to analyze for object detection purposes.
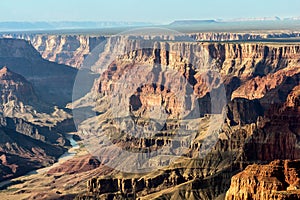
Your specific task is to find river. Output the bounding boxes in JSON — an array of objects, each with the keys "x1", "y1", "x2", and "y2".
[{"x1": 0, "y1": 134, "x2": 79, "y2": 189}]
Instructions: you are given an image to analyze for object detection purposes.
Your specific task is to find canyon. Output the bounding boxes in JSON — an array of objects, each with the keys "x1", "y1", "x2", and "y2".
[
  {"x1": 0, "y1": 38, "x2": 79, "y2": 183},
  {"x1": 0, "y1": 31, "x2": 299, "y2": 199}
]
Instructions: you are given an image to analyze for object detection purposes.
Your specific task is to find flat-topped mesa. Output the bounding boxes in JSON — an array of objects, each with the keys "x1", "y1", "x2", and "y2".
[{"x1": 189, "y1": 32, "x2": 300, "y2": 41}]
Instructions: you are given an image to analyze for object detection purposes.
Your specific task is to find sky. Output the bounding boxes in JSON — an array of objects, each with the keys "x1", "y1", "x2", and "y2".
[{"x1": 0, "y1": 0, "x2": 300, "y2": 23}]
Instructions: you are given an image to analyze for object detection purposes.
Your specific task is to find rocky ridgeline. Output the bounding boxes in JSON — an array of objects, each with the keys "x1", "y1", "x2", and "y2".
[
  {"x1": 1, "y1": 32, "x2": 300, "y2": 68},
  {"x1": 189, "y1": 32, "x2": 300, "y2": 41},
  {"x1": 0, "y1": 34, "x2": 107, "y2": 68},
  {"x1": 0, "y1": 114, "x2": 69, "y2": 146},
  {"x1": 90, "y1": 37, "x2": 300, "y2": 80},
  {"x1": 0, "y1": 38, "x2": 42, "y2": 62}
]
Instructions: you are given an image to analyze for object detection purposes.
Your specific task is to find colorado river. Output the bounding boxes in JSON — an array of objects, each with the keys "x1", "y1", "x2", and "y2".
[{"x1": 0, "y1": 134, "x2": 79, "y2": 189}]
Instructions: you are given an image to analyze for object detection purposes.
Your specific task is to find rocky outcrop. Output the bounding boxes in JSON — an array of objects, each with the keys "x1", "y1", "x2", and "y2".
[
  {"x1": 78, "y1": 161, "x2": 234, "y2": 200},
  {"x1": 0, "y1": 114, "x2": 67, "y2": 181},
  {"x1": 0, "y1": 66, "x2": 37, "y2": 104},
  {"x1": 0, "y1": 38, "x2": 42, "y2": 62},
  {"x1": 284, "y1": 85, "x2": 300, "y2": 108},
  {"x1": 226, "y1": 98, "x2": 264, "y2": 126},
  {"x1": 231, "y1": 66, "x2": 300, "y2": 101},
  {"x1": 0, "y1": 114, "x2": 70, "y2": 145},
  {"x1": 47, "y1": 155, "x2": 101, "y2": 175},
  {"x1": 225, "y1": 160, "x2": 300, "y2": 200}
]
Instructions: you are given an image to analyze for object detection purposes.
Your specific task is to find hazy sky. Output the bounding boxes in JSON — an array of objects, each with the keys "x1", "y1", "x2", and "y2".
[{"x1": 1, "y1": 0, "x2": 300, "y2": 23}]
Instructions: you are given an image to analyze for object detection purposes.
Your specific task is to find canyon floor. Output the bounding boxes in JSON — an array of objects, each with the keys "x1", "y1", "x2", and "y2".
[{"x1": 0, "y1": 136, "x2": 90, "y2": 200}]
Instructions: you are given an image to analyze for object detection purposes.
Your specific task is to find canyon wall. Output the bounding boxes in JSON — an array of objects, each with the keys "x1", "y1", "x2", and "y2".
[
  {"x1": 1, "y1": 31, "x2": 300, "y2": 69},
  {"x1": 73, "y1": 34, "x2": 300, "y2": 199}
]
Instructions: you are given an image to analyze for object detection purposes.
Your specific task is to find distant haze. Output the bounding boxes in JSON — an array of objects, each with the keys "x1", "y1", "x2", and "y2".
[
  {"x1": 0, "y1": 0, "x2": 300, "y2": 23},
  {"x1": 1, "y1": 19, "x2": 300, "y2": 33}
]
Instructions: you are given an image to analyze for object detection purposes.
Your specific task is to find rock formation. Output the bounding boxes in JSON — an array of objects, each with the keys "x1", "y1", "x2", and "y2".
[
  {"x1": 72, "y1": 34, "x2": 300, "y2": 199},
  {"x1": 0, "y1": 66, "x2": 37, "y2": 104},
  {"x1": 47, "y1": 155, "x2": 101, "y2": 175},
  {"x1": 0, "y1": 114, "x2": 67, "y2": 182},
  {"x1": 226, "y1": 160, "x2": 300, "y2": 200}
]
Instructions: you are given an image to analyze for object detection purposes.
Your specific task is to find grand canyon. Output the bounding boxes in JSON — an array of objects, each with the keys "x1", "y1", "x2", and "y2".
[{"x1": 0, "y1": 20, "x2": 299, "y2": 200}]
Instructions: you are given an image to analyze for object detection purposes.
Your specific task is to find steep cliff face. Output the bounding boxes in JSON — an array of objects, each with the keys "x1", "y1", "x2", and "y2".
[
  {"x1": 73, "y1": 34, "x2": 300, "y2": 199},
  {"x1": 208, "y1": 43, "x2": 300, "y2": 79},
  {"x1": 0, "y1": 38, "x2": 78, "y2": 107},
  {"x1": 91, "y1": 37, "x2": 300, "y2": 78},
  {"x1": 2, "y1": 32, "x2": 300, "y2": 69},
  {"x1": 30, "y1": 35, "x2": 106, "y2": 68},
  {"x1": 225, "y1": 160, "x2": 300, "y2": 200},
  {"x1": 223, "y1": 69, "x2": 300, "y2": 200},
  {"x1": 91, "y1": 38, "x2": 300, "y2": 97},
  {"x1": 0, "y1": 65, "x2": 71, "y2": 128},
  {"x1": 90, "y1": 38, "x2": 300, "y2": 126}
]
